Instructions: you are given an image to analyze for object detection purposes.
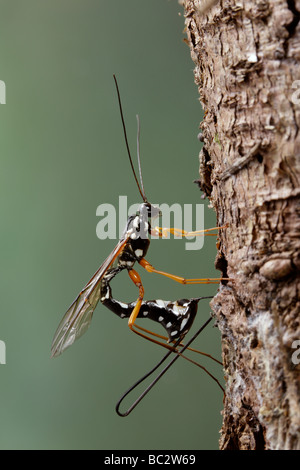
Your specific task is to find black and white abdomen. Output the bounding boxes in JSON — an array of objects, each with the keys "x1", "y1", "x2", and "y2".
[
  {"x1": 139, "y1": 298, "x2": 199, "y2": 341},
  {"x1": 101, "y1": 291, "x2": 199, "y2": 342}
]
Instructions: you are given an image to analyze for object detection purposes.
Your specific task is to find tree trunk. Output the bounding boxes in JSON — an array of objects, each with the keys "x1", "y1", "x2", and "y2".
[{"x1": 183, "y1": 0, "x2": 300, "y2": 450}]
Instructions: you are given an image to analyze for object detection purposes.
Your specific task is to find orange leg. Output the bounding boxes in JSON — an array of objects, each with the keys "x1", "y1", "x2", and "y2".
[
  {"x1": 152, "y1": 225, "x2": 227, "y2": 238},
  {"x1": 132, "y1": 323, "x2": 222, "y2": 365},
  {"x1": 127, "y1": 269, "x2": 144, "y2": 331},
  {"x1": 139, "y1": 258, "x2": 230, "y2": 284},
  {"x1": 127, "y1": 269, "x2": 177, "y2": 351}
]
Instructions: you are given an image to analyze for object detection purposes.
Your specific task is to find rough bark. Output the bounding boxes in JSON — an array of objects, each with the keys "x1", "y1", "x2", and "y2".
[{"x1": 183, "y1": 0, "x2": 300, "y2": 450}]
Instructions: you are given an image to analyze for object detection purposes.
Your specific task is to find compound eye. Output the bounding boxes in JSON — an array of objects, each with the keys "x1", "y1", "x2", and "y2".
[{"x1": 149, "y1": 204, "x2": 161, "y2": 219}]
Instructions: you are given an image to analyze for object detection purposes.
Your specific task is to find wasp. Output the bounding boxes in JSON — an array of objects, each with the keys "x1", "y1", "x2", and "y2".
[{"x1": 51, "y1": 76, "x2": 229, "y2": 411}]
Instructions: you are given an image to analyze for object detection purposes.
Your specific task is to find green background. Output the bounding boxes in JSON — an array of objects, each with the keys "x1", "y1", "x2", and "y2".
[{"x1": 0, "y1": 0, "x2": 224, "y2": 450}]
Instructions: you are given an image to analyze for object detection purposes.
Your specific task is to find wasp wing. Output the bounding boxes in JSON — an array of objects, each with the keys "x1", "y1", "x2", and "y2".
[{"x1": 51, "y1": 235, "x2": 130, "y2": 358}]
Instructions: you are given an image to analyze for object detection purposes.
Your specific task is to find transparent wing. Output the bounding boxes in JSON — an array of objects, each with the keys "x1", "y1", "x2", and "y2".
[
  {"x1": 50, "y1": 281, "x2": 100, "y2": 358},
  {"x1": 51, "y1": 236, "x2": 129, "y2": 358}
]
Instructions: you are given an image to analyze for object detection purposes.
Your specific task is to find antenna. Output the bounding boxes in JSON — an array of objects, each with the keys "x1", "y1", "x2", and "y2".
[
  {"x1": 136, "y1": 115, "x2": 146, "y2": 202},
  {"x1": 113, "y1": 75, "x2": 147, "y2": 203}
]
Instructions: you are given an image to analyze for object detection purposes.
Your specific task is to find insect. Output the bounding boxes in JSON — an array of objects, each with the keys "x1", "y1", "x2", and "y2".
[{"x1": 51, "y1": 75, "x2": 228, "y2": 409}]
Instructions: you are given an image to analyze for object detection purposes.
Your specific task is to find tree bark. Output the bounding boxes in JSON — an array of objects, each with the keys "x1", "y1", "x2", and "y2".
[{"x1": 183, "y1": 0, "x2": 300, "y2": 450}]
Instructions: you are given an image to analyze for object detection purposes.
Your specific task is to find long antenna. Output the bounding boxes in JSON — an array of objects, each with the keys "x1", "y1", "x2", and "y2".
[
  {"x1": 136, "y1": 115, "x2": 146, "y2": 201},
  {"x1": 113, "y1": 75, "x2": 147, "y2": 203}
]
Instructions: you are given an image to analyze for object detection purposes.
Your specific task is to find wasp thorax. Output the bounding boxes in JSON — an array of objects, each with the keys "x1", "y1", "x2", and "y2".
[
  {"x1": 127, "y1": 203, "x2": 160, "y2": 240},
  {"x1": 127, "y1": 214, "x2": 149, "y2": 241}
]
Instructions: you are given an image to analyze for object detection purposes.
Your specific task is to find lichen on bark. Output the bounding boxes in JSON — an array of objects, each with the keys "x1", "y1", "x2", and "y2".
[{"x1": 184, "y1": 0, "x2": 300, "y2": 450}]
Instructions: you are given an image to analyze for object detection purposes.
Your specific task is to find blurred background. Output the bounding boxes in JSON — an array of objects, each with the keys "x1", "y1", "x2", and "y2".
[{"x1": 0, "y1": 0, "x2": 224, "y2": 450}]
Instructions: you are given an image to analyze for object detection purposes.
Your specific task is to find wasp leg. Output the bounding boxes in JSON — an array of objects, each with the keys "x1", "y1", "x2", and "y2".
[
  {"x1": 127, "y1": 269, "x2": 179, "y2": 351},
  {"x1": 139, "y1": 258, "x2": 230, "y2": 284},
  {"x1": 127, "y1": 269, "x2": 144, "y2": 330},
  {"x1": 133, "y1": 323, "x2": 222, "y2": 366},
  {"x1": 179, "y1": 357, "x2": 225, "y2": 393},
  {"x1": 152, "y1": 225, "x2": 227, "y2": 238}
]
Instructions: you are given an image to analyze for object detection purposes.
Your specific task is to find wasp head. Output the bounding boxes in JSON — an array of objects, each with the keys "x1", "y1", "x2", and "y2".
[{"x1": 139, "y1": 202, "x2": 161, "y2": 221}]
